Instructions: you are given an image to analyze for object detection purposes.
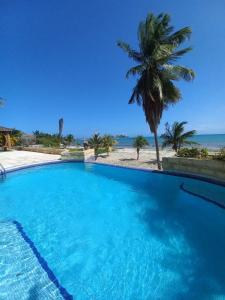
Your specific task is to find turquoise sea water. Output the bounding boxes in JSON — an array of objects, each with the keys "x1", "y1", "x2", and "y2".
[
  {"x1": 0, "y1": 163, "x2": 225, "y2": 299},
  {"x1": 115, "y1": 134, "x2": 225, "y2": 150}
]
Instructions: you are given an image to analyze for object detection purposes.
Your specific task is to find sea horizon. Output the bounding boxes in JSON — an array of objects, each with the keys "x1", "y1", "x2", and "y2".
[
  {"x1": 78, "y1": 133, "x2": 225, "y2": 150},
  {"x1": 115, "y1": 134, "x2": 225, "y2": 150}
]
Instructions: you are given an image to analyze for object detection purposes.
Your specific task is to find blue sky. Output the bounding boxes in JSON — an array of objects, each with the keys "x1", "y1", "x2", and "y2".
[{"x1": 0, "y1": 0, "x2": 225, "y2": 137}]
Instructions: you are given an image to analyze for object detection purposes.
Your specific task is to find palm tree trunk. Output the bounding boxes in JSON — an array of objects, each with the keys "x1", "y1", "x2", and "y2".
[
  {"x1": 95, "y1": 148, "x2": 98, "y2": 160},
  {"x1": 153, "y1": 129, "x2": 161, "y2": 170},
  {"x1": 137, "y1": 148, "x2": 139, "y2": 160}
]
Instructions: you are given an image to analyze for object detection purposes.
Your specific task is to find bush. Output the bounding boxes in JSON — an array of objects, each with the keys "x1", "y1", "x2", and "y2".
[
  {"x1": 19, "y1": 147, "x2": 63, "y2": 155},
  {"x1": 200, "y1": 148, "x2": 209, "y2": 158},
  {"x1": 177, "y1": 147, "x2": 208, "y2": 159},
  {"x1": 96, "y1": 148, "x2": 107, "y2": 155},
  {"x1": 213, "y1": 148, "x2": 225, "y2": 161},
  {"x1": 33, "y1": 131, "x2": 60, "y2": 148},
  {"x1": 40, "y1": 137, "x2": 60, "y2": 148}
]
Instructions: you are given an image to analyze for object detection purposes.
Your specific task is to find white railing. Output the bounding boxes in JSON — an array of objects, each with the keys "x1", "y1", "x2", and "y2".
[{"x1": 0, "y1": 163, "x2": 6, "y2": 178}]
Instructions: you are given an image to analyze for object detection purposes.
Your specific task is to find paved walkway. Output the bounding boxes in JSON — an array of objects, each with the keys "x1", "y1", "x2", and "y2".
[{"x1": 0, "y1": 150, "x2": 60, "y2": 170}]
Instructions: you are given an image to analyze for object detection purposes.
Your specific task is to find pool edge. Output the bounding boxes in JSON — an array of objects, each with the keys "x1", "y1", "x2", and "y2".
[{"x1": 4, "y1": 159, "x2": 225, "y2": 188}]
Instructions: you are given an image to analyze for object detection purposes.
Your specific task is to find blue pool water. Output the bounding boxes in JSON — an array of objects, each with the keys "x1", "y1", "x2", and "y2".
[{"x1": 0, "y1": 162, "x2": 225, "y2": 299}]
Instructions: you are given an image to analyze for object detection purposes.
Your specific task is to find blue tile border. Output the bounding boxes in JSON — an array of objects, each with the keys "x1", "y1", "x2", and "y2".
[
  {"x1": 156, "y1": 170, "x2": 225, "y2": 188},
  {"x1": 180, "y1": 183, "x2": 225, "y2": 210},
  {"x1": 4, "y1": 159, "x2": 225, "y2": 188},
  {"x1": 13, "y1": 221, "x2": 73, "y2": 300},
  {"x1": 87, "y1": 161, "x2": 225, "y2": 188}
]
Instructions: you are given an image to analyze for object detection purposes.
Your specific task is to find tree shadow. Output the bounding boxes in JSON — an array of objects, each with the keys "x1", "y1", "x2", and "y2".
[
  {"x1": 119, "y1": 158, "x2": 136, "y2": 161},
  {"x1": 28, "y1": 284, "x2": 40, "y2": 300},
  {"x1": 138, "y1": 193, "x2": 225, "y2": 299}
]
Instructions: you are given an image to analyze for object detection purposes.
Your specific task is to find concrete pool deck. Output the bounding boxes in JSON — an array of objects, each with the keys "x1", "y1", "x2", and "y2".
[{"x1": 0, "y1": 150, "x2": 60, "y2": 170}]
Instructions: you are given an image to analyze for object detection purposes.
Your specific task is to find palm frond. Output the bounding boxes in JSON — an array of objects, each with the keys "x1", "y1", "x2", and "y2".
[
  {"x1": 165, "y1": 27, "x2": 192, "y2": 45},
  {"x1": 126, "y1": 64, "x2": 145, "y2": 78},
  {"x1": 181, "y1": 130, "x2": 197, "y2": 139},
  {"x1": 117, "y1": 41, "x2": 143, "y2": 62},
  {"x1": 168, "y1": 47, "x2": 193, "y2": 61},
  {"x1": 163, "y1": 65, "x2": 195, "y2": 81}
]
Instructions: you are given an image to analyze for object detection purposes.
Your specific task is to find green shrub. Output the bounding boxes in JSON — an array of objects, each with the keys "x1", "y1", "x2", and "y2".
[
  {"x1": 39, "y1": 136, "x2": 60, "y2": 148},
  {"x1": 177, "y1": 147, "x2": 209, "y2": 159},
  {"x1": 200, "y1": 148, "x2": 209, "y2": 158},
  {"x1": 177, "y1": 148, "x2": 200, "y2": 158},
  {"x1": 20, "y1": 147, "x2": 62, "y2": 155},
  {"x1": 213, "y1": 148, "x2": 225, "y2": 161},
  {"x1": 96, "y1": 148, "x2": 107, "y2": 155}
]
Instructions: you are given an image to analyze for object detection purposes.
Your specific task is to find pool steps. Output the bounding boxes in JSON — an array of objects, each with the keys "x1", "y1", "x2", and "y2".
[
  {"x1": 0, "y1": 221, "x2": 73, "y2": 300},
  {"x1": 0, "y1": 163, "x2": 6, "y2": 179}
]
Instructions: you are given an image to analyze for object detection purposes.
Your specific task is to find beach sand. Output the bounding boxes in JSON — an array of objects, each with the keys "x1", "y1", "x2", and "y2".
[
  {"x1": 0, "y1": 148, "x2": 175, "y2": 171},
  {"x1": 96, "y1": 147, "x2": 175, "y2": 170}
]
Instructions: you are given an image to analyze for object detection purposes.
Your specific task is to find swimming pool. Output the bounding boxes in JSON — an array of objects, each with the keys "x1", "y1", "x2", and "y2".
[{"x1": 0, "y1": 162, "x2": 225, "y2": 299}]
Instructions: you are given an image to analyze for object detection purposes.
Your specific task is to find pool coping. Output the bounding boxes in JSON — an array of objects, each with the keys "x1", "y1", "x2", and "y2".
[{"x1": 3, "y1": 159, "x2": 225, "y2": 188}]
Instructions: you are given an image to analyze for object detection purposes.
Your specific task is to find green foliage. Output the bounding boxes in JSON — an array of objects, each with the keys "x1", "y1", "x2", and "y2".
[
  {"x1": 88, "y1": 134, "x2": 103, "y2": 160},
  {"x1": 11, "y1": 129, "x2": 23, "y2": 146},
  {"x1": 177, "y1": 147, "x2": 208, "y2": 159},
  {"x1": 63, "y1": 134, "x2": 75, "y2": 147},
  {"x1": 133, "y1": 136, "x2": 149, "y2": 149},
  {"x1": 0, "y1": 128, "x2": 23, "y2": 147},
  {"x1": 96, "y1": 148, "x2": 107, "y2": 155},
  {"x1": 200, "y1": 148, "x2": 209, "y2": 158},
  {"x1": 69, "y1": 148, "x2": 82, "y2": 153},
  {"x1": 118, "y1": 13, "x2": 195, "y2": 169},
  {"x1": 133, "y1": 136, "x2": 149, "y2": 160},
  {"x1": 213, "y1": 148, "x2": 225, "y2": 161},
  {"x1": 33, "y1": 131, "x2": 60, "y2": 148},
  {"x1": 87, "y1": 134, "x2": 116, "y2": 159},
  {"x1": 102, "y1": 135, "x2": 117, "y2": 155},
  {"x1": 41, "y1": 136, "x2": 60, "y2": 148},
  {"x1": 161, "y1": 121, "x2": 196, "y2": 152}
]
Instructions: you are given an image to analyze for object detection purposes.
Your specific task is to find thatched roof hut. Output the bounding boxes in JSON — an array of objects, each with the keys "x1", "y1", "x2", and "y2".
[
  {"x1": 0, "y1": 126, "x2": 12, "y2": 133},
  {"x1": 0, "y1": 126, "x2": 13, "y2": 150}
]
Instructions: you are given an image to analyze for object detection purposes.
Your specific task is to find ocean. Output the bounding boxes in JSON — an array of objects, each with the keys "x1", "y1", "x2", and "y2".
[{"x1": 114, "y1": 134, "x2": 225, "y2": 150}]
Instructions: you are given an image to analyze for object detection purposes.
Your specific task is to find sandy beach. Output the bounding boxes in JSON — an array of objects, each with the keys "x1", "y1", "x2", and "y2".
[
  {"x1": 96, "y1": 147, "x2": 175, "y2": 170},
  {"x1": 0, "y1": 148, "x2": 175, "y2": 171}
]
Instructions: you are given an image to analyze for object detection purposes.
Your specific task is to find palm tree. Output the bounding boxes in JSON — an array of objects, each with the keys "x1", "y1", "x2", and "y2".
[
  {"x1": 118, "y1": 13, "x2": 195, "y2": 169},
  {"x1": 161, "y1": 121, "x2": 196, "y2": 152},
  {"x1": 102, "y1": 135, "x2": 116, "y2": 155},
  {"x1": 133, "y1": 136, "x2": 149, "y2": 160},
  {"x1": 63, "y1": 134, "x2": 75, "y2": 147},
  {"x1": 88, "y1": 133, "x2": 103, "y2": 160}
]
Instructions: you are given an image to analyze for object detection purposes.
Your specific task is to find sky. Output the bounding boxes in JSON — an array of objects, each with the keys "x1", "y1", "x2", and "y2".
[{"x1": 0, "y1": 0, "x2": 225, "y2": 137}]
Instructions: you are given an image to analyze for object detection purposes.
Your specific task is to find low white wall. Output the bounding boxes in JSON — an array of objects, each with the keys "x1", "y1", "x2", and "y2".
[
  {"x1": 61, "y1": 149, "x2": 95, "y2": 161},
  {"x1": 162, "y1": 157, "x2": 225, "y2": 182}
]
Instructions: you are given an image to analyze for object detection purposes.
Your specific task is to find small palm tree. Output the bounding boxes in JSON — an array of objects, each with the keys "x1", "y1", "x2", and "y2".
[
  {"x1": 118, "y1": 13, "x2": 195, "y2": 169},
  {"x1": 102, "y1": 135, "x2": 116, "y2": 155},
  {"x1": 133, "y1": 136, "x2": 149, "y2": 160},
  {"x1": 88, "y1": 133, "x2": 103, "y2": 160},
  {"x1": 161, "y1": 121, "x2": 196, "y2": 152},
  {"x1": 63, "y1": 134, "x2": 75, "y2": 147}
]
